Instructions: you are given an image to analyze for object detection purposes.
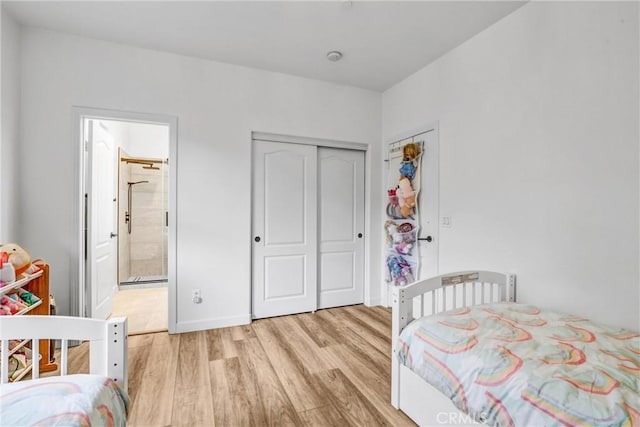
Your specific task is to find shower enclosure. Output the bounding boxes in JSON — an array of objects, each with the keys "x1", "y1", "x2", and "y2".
[{"x1": 118, "y1": 151, "x2": 169, "y2": 285}]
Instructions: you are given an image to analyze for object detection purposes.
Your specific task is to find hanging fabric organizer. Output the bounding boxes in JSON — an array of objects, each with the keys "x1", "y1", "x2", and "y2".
[{"x1": 385, "y1": 139, "x2": 423, "y2": 286}]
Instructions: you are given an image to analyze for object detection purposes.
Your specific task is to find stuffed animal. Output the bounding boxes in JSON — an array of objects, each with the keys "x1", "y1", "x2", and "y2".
[
  {"x1": 397, "y1": 178, "x2": 416, "y2": 218},
  {"x1": 0, "y1": 244, "x2": 31, "y2": 276}
]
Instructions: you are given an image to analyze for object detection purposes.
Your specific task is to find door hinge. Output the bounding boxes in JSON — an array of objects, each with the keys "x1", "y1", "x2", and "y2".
[{"x1": 84, "y1": 140, "x2": 88, "y2": 152}]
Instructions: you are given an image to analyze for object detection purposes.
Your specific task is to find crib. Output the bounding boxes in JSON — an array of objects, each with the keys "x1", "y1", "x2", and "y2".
[{"x1": 0, "y1": 315, "x2": 129, "y2": 426}]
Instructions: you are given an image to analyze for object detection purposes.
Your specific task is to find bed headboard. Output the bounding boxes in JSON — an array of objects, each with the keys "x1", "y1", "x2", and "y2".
[
  {"x1": 391, "y1": 270, "x2": 516, "y2": 342},
  {"x1": 0, "y1": 315, "x2": 127, "y2": 391}
]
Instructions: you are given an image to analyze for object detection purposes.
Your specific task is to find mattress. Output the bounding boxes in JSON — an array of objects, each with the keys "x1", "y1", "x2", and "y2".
[
  {"x1": 397, "y1": 302, "x2": 640, "y2": 426},
  {"x1": 0, "y1": 374, "x2": 129, "y2": 426}
]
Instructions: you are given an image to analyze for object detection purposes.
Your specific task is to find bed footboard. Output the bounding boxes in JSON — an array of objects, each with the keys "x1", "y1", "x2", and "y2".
[
  {"x1": 391, "y1": 270, "x2": 515, "y2": 408},
  {"x1": 0, "y1": 316, "x2": 128, "y2": 391}
]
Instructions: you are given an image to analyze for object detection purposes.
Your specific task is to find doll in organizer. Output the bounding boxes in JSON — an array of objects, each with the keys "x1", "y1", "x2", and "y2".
[
  {"x1": 385, "y1": 220, "x2": 417, "y2": 256},
  {"x1": 386, "y1": 254, "x2": 415, "y2": 286}
]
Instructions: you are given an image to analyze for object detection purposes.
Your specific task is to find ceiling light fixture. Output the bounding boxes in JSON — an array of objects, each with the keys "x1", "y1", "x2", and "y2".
[{"x1": 326, "y1": 51, "x2": 343, "y2": 62}]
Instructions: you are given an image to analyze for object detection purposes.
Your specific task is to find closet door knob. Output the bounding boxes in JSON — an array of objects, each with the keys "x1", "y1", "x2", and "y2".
[
  {"x1": 357, "y1": 233, "x2": 363, "y2": 238},
  {"x1": 254, "y1": 236, "x2": 261, "y2": 242},
  {"x1": 110, "y1": 232, "x2": 118, "y2": 238}
]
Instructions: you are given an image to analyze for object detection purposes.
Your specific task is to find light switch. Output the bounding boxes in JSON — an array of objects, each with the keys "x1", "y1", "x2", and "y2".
[{"x1": 441, "y1": 217, "x2": 452, "y2": 228}]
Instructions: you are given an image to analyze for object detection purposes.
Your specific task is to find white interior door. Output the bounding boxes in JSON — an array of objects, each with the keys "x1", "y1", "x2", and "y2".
[
  {"x1": 252, "y1": 140, "x2": 317, "y2": 319},
  {"x1": 417, "y1": 130, "x2": 439, "y2": 280},
  {"x1": 87, "y1": 120, "x2": 118, "y2": 319},
  {"x1": 318, "y1": 148, "x2": 365, "y2": 309}
]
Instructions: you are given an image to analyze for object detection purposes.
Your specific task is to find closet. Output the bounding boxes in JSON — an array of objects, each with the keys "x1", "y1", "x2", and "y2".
[{"x1": 251, "y1": 136, "x2": 365, "y2": 319}]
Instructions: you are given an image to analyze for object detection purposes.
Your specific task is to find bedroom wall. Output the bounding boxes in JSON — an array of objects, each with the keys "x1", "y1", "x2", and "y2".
[
  {"x1": 18, "y1": 27, "x2": 382, "y2": 331},
  {"x1": 383, "y1": 2, "x2": 639, "y2": 331},
  {"x1": 0, "y1": 8, "x2": 21, "y2": 243}
]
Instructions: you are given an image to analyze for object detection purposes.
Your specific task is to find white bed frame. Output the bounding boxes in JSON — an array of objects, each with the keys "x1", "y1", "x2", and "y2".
[
  {"x1": 0, "y1": 316, "x2": 128, "y2": 391},
  {"x1": 391, "y1": 271, "x2": 515, "y2": 426}
]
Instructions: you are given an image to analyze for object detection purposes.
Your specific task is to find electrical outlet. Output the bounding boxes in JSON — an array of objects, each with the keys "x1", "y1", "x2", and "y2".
[{"x1": 192, "y1": 289, "x2": 203, "y2": 304}]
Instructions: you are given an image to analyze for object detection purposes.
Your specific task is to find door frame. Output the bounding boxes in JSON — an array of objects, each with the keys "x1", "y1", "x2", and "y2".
[
  {"x1": 250, "y1": 131, "x2": 372, "y2": 312},
  {"x1": 383, "y1": 122, "x2": 440, "y2": 307},
  {"x1": 71, "y1": 107, "x2": 178, "y2": 333}
]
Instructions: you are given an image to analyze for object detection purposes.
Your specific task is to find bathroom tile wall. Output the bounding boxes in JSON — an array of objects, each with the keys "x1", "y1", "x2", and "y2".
[{"x1": 129, "y1": 162, "x2": 166, "y2": 277}]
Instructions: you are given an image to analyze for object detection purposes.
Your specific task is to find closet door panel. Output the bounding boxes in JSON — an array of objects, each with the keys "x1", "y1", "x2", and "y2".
[
  {"x1": 252, "y1": 140, "x2": 317, "y2": 319},
  {"x1": 318, "y1": 148, "x2": 365, "y2": 309}
]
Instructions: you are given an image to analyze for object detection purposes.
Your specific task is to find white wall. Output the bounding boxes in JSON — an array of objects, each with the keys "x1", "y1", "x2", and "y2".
[
  {"x1": 383, "y1": 2, "x2": 639, "y2": 331},
  {"x1": 0, "y1": 8, "x2": 21, "y2": 243},
  {"x1": 18, "y1": 27, "x2": 382, "y2": 330}
]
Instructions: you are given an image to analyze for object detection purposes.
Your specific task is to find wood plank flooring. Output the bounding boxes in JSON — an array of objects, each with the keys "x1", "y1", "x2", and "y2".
[{"x1": 55, "y1": 305, "x2": 415, "y2": 426}]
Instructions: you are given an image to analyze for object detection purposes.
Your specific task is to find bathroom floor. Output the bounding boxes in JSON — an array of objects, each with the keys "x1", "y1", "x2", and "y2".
[{"x1": 110, "y1": 286, "x2": 168, "y2": 335}]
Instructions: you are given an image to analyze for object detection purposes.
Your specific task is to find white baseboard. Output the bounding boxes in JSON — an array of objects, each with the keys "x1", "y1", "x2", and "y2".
[
  {"x1": 365, "y1": 297, "x2": 382, "y2": 307},
  {"x1": 174, "y1": 314, "x2": 251, "y2": 333}
]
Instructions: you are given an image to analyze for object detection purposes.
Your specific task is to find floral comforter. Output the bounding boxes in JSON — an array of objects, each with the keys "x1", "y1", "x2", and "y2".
[{"x1": 398, "y1": 303, "x2": 640, "y2": 426}]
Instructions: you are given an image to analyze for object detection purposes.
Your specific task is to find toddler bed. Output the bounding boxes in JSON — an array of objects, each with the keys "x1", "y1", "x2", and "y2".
[
  {"x1": 0, "y1": 316, "x2": 129, "y2": 426},
  {"x1": 391, "y1": 271, "x2": 640, "y2": 426}
]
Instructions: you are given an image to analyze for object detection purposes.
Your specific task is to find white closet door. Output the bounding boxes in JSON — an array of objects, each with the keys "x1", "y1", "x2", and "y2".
[
  {"x1": 252, "y1": 141, "x2": 318, "y2": 319},
  {"x1": 318, "y1": 148, "x2": 365, "y2": 309}
]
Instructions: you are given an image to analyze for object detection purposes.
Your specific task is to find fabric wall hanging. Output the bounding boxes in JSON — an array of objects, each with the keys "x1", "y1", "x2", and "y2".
[{"x1": 385, "y1": 140, "x2": 423, "y2": 286}]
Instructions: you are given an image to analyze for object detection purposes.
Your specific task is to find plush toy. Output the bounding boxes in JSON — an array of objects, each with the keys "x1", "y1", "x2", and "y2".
[
  {"x1": 397, "y1": 178, "x2": 416, "y2": 218},
  {"x1": 0, "y1": 244, "x2": 31, "y2": 276}
]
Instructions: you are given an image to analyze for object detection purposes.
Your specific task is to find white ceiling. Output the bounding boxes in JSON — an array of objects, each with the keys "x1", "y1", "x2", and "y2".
[{"x1": 3, "y1": 1, "x2": 525, "y2": 92}]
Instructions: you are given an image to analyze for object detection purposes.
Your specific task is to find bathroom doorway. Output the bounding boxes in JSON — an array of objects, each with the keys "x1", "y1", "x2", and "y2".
[
  {"x1": 116, "y1": 123, "x2": 169, "y2": 287},
  {"x1": 75, "y1": 108, "x2": 177, "y2": 335}
]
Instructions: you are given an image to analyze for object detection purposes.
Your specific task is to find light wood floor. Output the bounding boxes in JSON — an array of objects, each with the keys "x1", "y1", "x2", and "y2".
[
  {"x1": 110, "y1": 286, "x2": 168, "y2": 335},
  {"x1": 57, "y1": 305, "x2": 415, "y2": 426}
]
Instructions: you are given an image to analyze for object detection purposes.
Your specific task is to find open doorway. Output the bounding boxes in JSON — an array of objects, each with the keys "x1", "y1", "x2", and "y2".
[{"x1": 74, "y1": 108, "x2": 177, "y2": 335}]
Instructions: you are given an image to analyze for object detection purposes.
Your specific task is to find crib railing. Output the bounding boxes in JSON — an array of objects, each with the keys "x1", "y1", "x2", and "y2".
[
  {"x1": 0, "y1": 316, "x2": 127, "y2": 390},
  {"x1": 392, "y1": 271, "x2": 516, "y2": 343}
]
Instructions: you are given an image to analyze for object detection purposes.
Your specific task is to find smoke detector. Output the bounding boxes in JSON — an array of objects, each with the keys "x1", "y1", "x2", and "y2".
[{"x1": 326, "y1": 51, "x2": 343, "y2": 62}]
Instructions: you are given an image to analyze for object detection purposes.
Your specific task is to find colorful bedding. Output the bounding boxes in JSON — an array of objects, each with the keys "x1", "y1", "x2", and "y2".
[
  {"x1": 398, "y1": 303, "x2": 640, "y2": 426},
  {"x1": 0, "y1": 374, "x2": 129, "y2": 426}
]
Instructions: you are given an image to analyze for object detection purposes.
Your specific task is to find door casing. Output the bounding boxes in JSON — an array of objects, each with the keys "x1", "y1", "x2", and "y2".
[{"x1": 72, "y1": 107, "x2": 179, "y2": 333}]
